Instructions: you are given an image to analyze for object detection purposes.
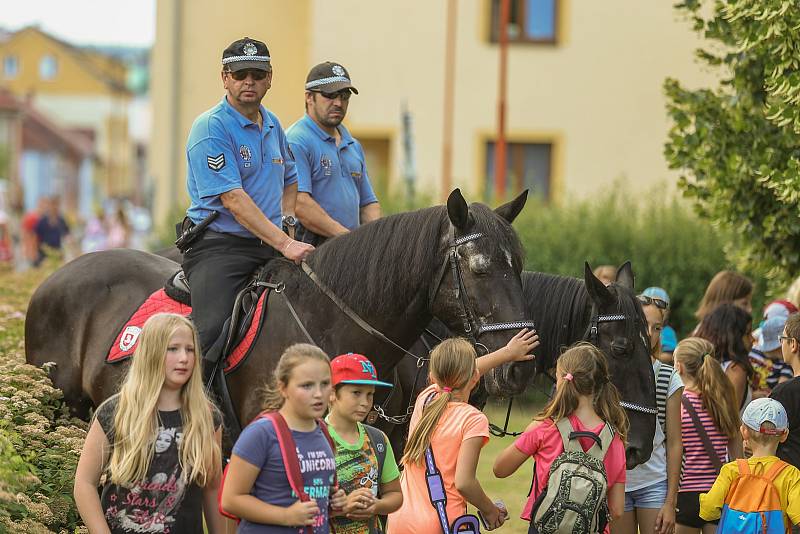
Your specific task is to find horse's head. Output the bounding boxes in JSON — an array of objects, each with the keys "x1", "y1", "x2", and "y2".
[
  {"x1": 584, "y1": 261, "x2": 656, "y2": 469},
  {"x1": 430, "y1": 189, "x2": 533, "y2": 381}
]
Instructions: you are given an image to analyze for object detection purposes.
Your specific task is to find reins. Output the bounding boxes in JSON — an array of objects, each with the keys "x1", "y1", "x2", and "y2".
[{"x1": 301, "y1": 226, "x2": 535, "y2": 426}]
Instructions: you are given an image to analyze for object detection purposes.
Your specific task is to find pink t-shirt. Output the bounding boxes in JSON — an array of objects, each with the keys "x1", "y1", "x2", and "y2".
[
  {"x1": 387, "y1": 384, "x2": 490, "y2": 534},
  {"x1": 514, "y1": 415, "x2": 626, "y2": 523}
]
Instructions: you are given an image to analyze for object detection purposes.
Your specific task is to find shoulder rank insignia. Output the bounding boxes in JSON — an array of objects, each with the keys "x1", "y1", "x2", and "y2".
[{"x1": 207, "y1": 153, "x2": 225, "y2": 171}]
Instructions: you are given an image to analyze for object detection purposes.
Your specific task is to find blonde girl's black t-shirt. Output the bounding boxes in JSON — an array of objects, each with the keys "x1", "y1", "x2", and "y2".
[{"x1": 95, "y1": 394, "x2": 219, "y2": 534}]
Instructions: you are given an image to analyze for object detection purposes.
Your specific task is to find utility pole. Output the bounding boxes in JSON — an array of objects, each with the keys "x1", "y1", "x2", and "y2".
[
  {"x1": 440, "y1": 0, "x2": 457, "y2": 201},
  {"x1": 494, "y1": 0, "x2": 510, "y2": 201}
]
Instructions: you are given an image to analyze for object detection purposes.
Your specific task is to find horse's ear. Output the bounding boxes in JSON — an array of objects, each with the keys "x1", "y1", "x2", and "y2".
[
  {"x1": 447, "y1": 188, "x2": 470, "y2": 230},
  {"x1": 495, "y1": 189, "x2": 528, "y2": 224},
  {"x1": 585, "y1": 262, "x2": 615, "y2": 306},
  {"x1": 616, "y1": 261, "x2": 635, "y2": 290}
]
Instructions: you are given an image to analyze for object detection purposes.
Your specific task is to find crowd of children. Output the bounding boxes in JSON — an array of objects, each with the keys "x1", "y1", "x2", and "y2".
[{"x1": 74, "y1": 266, "x2": 800, "y2": 534}]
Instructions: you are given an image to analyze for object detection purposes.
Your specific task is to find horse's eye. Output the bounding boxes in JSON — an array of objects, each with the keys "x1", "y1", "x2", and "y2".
[{"x1": 611, "y1": 337, "x2": 629, "y2": 356}]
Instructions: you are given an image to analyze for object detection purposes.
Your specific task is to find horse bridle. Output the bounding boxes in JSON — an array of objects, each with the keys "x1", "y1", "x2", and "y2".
[
  {"x1": 303, "y1": 225, "x2": 535, "y2": 425},
  {"x1": 428, "y1": 227, "x2": 536, "y2": 353},
  {"x1": 585, "y1": 308, "x2": 658, "y2": 416}
]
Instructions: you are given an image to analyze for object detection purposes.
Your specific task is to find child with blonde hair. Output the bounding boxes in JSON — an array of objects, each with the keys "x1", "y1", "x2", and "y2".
[
  {"x1": 74, "y1": 313, "x2": 223, "y2": 533},
  {"x1": 494, "y1": 343, "x2": 628, "y2": 533},
  {"x1": 387, "y1": 329, "x2": 538, "y2": 534},
  {"x1": 673, "y1": 337, "x2": 743, "y2": 534},
  {"x1": 220, "y1": 343, "x2": 346, "y2": 533}
]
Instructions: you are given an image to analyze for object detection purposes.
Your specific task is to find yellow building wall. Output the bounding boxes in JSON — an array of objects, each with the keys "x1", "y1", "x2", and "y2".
[
  {"x1": 309, "y1": 0, "x2": 719, "y2": 204},
  {"x1": 151, "y1": 0, "x2": 720, "y2": 223},
  {"x1": 150, "y1": 0, "x2": 312, "y2": 226}
]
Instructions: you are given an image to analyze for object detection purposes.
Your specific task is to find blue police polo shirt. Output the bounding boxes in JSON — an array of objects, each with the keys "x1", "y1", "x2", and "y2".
[
  {"x1": 286, "y1": 114, "x2": 378, "y2": 231},
  {"x1": 186, "y1": 96, "x2": 297, "y2": 237}
]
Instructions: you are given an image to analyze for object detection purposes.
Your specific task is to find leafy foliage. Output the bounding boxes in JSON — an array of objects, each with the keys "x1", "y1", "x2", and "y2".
[
  {"x1": 0, "y1": 265, "x2": 88, "y2": 533},
  {"x1": 664, "y1": 0, "x2": 800, "y2": 293}
]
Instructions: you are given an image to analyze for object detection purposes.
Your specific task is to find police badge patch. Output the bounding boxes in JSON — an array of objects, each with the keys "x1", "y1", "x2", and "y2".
[
  {"x1": 321, "y1": 155, "x2": 333, "y2": 176},
  {"x1": 207, "y1": 153, "x2": 225, "y2": 171},
  {"x1": 332, "y1": 64, "x2": 345, "y2": 76},
  {"x1": 243, "y1": 42, "x2": 258, "y2": 56},
  {"x1": 239, "y1": 145, "x2": 252, "y2": 168}
]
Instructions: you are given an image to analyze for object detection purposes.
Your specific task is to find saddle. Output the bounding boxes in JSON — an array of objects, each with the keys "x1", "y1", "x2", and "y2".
[{"x1": 107, "y1": 267, "x2": 271, "y2": 373}]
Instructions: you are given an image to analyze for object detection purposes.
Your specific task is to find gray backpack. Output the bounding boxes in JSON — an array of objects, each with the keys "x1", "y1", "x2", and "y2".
[{"x1": 531, "y1": 418, "x2": 613, "y2": 534}]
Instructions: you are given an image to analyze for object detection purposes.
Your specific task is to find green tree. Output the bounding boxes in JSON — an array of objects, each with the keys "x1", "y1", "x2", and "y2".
[{"x1": 664, "y1": 0, "x2": 800, "y2": 293}]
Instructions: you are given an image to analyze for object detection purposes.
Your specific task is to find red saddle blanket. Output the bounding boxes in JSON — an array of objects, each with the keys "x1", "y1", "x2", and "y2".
[
  {"x1": 106, "y1": 287, "x2": 268, "y2": 374},
  {"x1": 107, "y1": 289, "x2": 192, "y2": 363}
]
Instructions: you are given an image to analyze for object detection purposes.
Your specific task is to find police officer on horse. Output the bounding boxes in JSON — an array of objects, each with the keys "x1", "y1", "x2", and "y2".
[
  {"x1": 287, "y1": 62, "x2": 381, "y2": 246},
  {"x1": 181, "y1": 37, "x2": 314, "y2": 361}
]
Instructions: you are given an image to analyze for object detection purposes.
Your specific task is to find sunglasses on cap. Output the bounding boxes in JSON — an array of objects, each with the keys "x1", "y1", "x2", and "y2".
[
  {"x1": 637, "y1": 294, "x2": 668, "y2": 310},
  {"x1": 226, "y1": 69, "x2": 270, "y2": 81},
  {"x1": 317, "y1": 90, "x2": 352, "y2": 101}
]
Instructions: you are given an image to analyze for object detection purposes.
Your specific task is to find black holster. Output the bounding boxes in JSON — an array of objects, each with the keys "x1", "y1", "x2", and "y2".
[{"x1": 175, "y1": 211, "x2": 219, "y2": 252}]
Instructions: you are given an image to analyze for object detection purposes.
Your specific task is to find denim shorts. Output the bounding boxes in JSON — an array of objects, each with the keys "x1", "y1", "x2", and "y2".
[{"x1": 624, "y1": 478, "x2": 668, "y2": 512}]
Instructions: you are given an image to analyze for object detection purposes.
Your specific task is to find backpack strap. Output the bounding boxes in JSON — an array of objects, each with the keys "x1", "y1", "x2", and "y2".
[
  {"x1": 363, "y1": 425, "x2": 388, "y2": 534},
  {"x1": 556, "y1": 417, "x2": 612, "y2": 460},
  {"x1": 364, "y1": 424, "x2": 387, "y2": 491},
  {"x1": 736, "y1": 458, "x2": 750, "y2": 476},
  {"x1": 681, "y1": 394, "x2": 724, "y2": 472},
  {"x1": 764, "y1": 460, "x2": 789, "y2": 483},
  {"x1": 318, "y1": 419, "x2": 339, "y2": 492},
  {"x1": 422, "y1": 391, "x2": 452, "y2": 534},
  {"x1": 264, "y1": 412, "x2": 312, "y2": 503}
]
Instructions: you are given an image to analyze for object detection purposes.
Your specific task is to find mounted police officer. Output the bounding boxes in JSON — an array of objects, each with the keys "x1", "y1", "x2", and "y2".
[
  {"x1": 287, "y1": 62, "x2": 381, "y2": 246},
  {"x1": 181, "y1": 37, "x2": 314, "y2": 361}
]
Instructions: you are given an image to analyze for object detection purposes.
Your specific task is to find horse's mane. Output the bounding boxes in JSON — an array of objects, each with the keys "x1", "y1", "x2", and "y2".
[
  {"x1": 309, "y1": 203, "x2": 524, "y2": 317},
  {"x1": 522, "y1": 271, "x2": 645, "y2": 371},
  {"x1": 522, "y1": 272, "x2": 590, "y2": 371}
]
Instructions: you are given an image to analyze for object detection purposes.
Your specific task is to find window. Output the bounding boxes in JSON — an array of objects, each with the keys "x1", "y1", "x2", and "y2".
[
  {"x1": 485, "y1": 141, "x2": 551, "y2": 202},
  {"x1": 3, "y1": 56, "x2": 18, "y2": 79},
  {"x1": 357, "y1": 137, "x2": 391, "y2": 193},
  {"x1": 39, "y1": 55, "x2": 58, "y2": 80},
  {"x1": 489, "y1": 0, "x2": 557, "y2": 43}
]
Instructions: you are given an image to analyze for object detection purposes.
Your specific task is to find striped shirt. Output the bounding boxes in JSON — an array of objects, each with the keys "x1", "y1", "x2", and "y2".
[{"x1": 679, "y1": 390, "x2": 730, "y2": 492}]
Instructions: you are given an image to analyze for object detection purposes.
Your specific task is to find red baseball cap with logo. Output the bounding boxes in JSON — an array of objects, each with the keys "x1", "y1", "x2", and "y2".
[{"x1": 331, "y1": 353, "x2": 393, "y2": 388}]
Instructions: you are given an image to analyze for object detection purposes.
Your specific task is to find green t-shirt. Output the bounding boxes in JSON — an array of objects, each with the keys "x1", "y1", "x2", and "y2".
[{"x1": 326, "y1": 420, "x2": 400, "y2": 534}]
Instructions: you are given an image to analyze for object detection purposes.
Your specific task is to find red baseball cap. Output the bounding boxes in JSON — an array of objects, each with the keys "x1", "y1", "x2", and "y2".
[{"x1": 331, "y1": 353, "x2": 393, "y2": 388}]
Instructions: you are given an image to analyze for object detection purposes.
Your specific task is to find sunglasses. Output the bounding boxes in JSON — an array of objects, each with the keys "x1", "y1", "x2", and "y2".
[
  {"x1": 226, "y1": 69, "x2": 270, "y2": 81},
  {"x1": 637, "y1": 295, "x2": 668, "y2": 310},
  {"x1": 318, "y1": 90, "x2": 352, "y2": 101}
]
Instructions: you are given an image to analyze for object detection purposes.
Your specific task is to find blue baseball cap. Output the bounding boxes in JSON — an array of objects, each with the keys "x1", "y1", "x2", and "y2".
[{"x1": 642, "y1": 287, "x2": 670, "y2": 306}]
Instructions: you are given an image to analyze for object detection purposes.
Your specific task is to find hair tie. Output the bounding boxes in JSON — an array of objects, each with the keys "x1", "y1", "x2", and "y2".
[
  {"x1": 442, "y1": 386, "x2": 453, "y2": 393},
  {"x1": 563, "y1": 373, "x2": 574, "y2": 382},
  {"x1": 702, "y1": 353, "x2": 709, "y2": 361}
]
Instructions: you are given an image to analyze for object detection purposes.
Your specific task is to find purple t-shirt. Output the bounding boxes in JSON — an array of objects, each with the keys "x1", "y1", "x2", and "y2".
[{"x1": 233, "y1": 417, "x2": 336, "y2": 534}]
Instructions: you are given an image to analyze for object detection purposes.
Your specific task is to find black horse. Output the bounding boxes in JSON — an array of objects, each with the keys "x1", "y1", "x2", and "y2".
[
  {"x1": 390, "y1": 263, "x2": 656, "y2": 469},
  {"x1": 26, "y1": 190, "x2": 534, "y2": 432}
]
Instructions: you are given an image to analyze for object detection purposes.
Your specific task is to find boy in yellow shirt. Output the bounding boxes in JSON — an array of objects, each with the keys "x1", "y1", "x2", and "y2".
[{"x1": 700, "y1": 397, "x2": 800, "y2": 530}]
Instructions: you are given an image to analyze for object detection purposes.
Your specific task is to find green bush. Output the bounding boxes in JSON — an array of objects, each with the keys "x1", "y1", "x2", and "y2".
[
  {"x1": 0, "y1": 267, "x2": 88, "y2": 533},
  {"x1": 512, "y1": 183, "x2": 754, "y2": 336}
]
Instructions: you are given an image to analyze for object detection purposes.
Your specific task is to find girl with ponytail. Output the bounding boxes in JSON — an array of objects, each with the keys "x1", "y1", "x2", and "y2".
[
  {"x1": 673, "y1": 337, "x2": 743, "y2": 534},
  {"x1": 387, "y1": 329, "x2": 538, "y2": 534},
  {"x1": 493, "y1": 343, "x2": 628, "y2": 531}
]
